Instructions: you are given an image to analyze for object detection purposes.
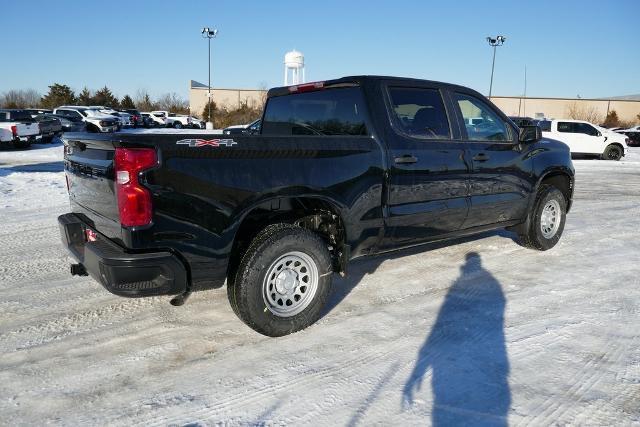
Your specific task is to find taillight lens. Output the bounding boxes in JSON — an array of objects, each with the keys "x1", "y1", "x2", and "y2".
[
  {"x1": 288, "y1": 81, "x2": 324, "y2": 93},
  {"x1": 114, "y1": 148, "x2": 157, "y2": 227},
  {"x1": 10, "y1": 125, "x2": 17, "y2": 137}
]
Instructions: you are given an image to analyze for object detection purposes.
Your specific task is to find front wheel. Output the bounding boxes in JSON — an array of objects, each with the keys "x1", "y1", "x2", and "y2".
[
  {"x1": 602, "y1": 144, "x2": 623, "y2": 161},
  {"x1": 174, "y1": 122, "x2": 183, "y2": 129},
  {"x1": 518, "y1": 185, "x2": 567, "y2": 251},
  {"x1": 228, "y1": 224, "x2": 333, "y2": 337}
]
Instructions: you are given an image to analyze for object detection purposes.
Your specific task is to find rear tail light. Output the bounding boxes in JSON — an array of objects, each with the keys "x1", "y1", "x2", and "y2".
[
  {"x1": 10, "y1": 125, "x2": 17, "y2": 137},
  {"x1": 114, "y1": 148, "x2": 157, "y2": 227}
]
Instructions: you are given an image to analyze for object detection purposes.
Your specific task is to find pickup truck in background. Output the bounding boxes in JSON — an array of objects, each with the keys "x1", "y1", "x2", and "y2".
[
  {"x1": 33, "y1": 114, "x2": 63, "y2": 143},
  {"x1": 0, "y1": 109, "x2": 40, "y2": 148},
  {"x1": 151, "y1": 110, "x2": 192, "y2": 129},
  {"x1": 53, "y1": 106, "x2": 119, "y2": 133},
  {"x1": 59, "y1": 76, "x2": 575, "y2": 336},
  {"x1": 539, "y1": 119, "x2": 629, "y2": 160}
]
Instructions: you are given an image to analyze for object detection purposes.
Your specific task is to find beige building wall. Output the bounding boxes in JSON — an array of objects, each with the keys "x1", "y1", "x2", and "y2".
[
  {"x1": 490, "y1": 96, "x2": 640, "y2": 123},
  {"x1": 189, "y1": 82, "x2": 266, "y2": 118}
]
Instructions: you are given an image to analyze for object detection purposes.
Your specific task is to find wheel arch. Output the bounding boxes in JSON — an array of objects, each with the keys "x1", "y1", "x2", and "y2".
[
  {"x1": 226, "y1": 195, "x2": 348, "y2": 282},
  {"x1": 537, "y1": 168, "x2": 574, "y2": 212}
]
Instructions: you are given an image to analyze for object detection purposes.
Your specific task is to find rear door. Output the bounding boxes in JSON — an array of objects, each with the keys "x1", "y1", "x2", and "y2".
[
  {"x1": 451, "y1": 91, "x2": 532, "y2": 228},
  {"x1": 381, "y1": 83, "x2": 469, "y2": 248}
]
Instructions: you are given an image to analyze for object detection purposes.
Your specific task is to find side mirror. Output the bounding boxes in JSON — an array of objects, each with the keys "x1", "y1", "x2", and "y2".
[
  {"x1": 596, "y1": 131, "x2": 602, "y2": 137},
  {"x1": 518, "y1": 125, "x2": 542, "y2": 143}
]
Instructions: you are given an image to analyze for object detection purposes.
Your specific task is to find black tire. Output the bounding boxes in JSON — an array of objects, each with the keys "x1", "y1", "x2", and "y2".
[
  {"x1": 174, "y1": 122, "x2": 183, "y2": 129},
  {"x1": 602, "y1": 144, "x2": 623, "y2": 161},
  {"x1": 228, "y1": 223, "x2": 333, "y2": 337},
  {"x1": 518, "y1": 184, "x2": 567, "y2": 251}
]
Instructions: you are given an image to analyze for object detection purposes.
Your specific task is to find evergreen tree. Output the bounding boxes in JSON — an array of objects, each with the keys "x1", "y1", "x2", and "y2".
[
  {"x1": 93, "y1": 86, "x2": 119, "y2": 108},
  {"x1": 40, "y1": 84, "x2": 76, "y2": 109},
  {"x1": 77, "y1": 87, "x2": 93, "y2": 105},
  {"x1": 603, "y1": 110, "x2": 620, "y2": 128},
  {"x1": 202, "y1": 100, "x2": 217, "y2": 123},
  {"x1": 120, "y1": 94, "x2": 135, "y2": 109}
]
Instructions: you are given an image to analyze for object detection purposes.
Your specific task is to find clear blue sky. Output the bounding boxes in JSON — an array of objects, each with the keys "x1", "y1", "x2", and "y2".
[{"x1": 2, "y1": 0, "x2": 639, "y2": 100}]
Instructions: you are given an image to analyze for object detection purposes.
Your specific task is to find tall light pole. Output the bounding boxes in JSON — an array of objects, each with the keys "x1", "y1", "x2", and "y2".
[
  {"x1": 486, "y1": 35, "x2": 506, "y2": 99},
  {"x1": 201, "y1": 27, "x2": 218, "y2": 129}
]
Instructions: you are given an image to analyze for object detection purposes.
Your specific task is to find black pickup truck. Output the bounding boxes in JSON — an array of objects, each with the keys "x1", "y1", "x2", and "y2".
[{"x1": 59, "y1": 76, "x2": 574, "y2": 336}]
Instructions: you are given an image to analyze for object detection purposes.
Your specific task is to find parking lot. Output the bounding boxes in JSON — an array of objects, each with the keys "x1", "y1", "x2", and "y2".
[{"x1": 0, "y1": 142, "x2": 639, "y2": 425}]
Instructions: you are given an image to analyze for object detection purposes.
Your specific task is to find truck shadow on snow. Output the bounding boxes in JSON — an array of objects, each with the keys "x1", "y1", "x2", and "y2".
[
  {"x1": 323, "y1": 230, "x2": 516, "y2": 317},
  {"x1": 401, "y1": 251, "x2": 510, "y2": 425},
  {"x1": 0, "y1": 161, "x2": 63, "y2": 177}
]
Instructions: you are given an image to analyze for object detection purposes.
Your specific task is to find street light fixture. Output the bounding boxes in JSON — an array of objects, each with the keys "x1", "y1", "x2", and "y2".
[
  {"x1": 201, "y1": 27, "x2": 218, "y2": 129},
  {"x1": 486, "y1": 35, "x2": 506, "y2": 99}
]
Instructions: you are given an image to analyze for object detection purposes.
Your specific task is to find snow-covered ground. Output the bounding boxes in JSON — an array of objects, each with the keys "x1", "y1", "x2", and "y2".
[{"x1": 1, "y1": 142, "x2": 639, "y2": 425}]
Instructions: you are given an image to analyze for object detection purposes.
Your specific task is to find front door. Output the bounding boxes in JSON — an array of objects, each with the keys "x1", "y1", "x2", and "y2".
[
  {"x1": 382, "y1": 85, "x2": 470, "y2": 249},
  {"x1": 557, "y1": 121, "x2": 604, "y2": 155},
  {"x1": 452, "y1": 92, "x2": 533, "y2": 229}
]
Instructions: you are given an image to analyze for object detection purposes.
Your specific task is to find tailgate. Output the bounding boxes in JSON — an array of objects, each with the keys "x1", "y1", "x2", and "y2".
[
  {"x1": 64, "y1": 137, "x2": 121, "y2": 237},
  {"x1": 17, "y1": 123, "x2": 39, "y2": 137}
]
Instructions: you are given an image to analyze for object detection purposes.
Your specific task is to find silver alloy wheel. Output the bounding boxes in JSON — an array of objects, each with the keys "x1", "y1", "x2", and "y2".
[
  {"x1": 540, "y1": 199, "x2": 561, "y2": 239},
  {"x1": 262, "y1": 251, "x2": 319, "y2": 317}
]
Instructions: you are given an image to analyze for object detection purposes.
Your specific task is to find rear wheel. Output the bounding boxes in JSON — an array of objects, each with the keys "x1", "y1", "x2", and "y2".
[
  {"x1": 602, "y1": 144, "x2": 622, "y2": 161},
  {"x1": 518, "y1": 185, "x2": 567, "y2": 251},
  {"x1": 228, "y1": 224, "x2": 333, "y2": 337},
  {"x1": 174, "y1": 122, "x2": 183, "y2": 129}
]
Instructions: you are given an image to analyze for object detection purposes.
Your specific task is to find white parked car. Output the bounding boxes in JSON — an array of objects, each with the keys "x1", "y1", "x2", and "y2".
[
  {"x1": 53, "y1": 106, "x2": 119, "y2": 133},
  {"x1": 540, "y1": 119, "x2": 629, "y2": 161},
  {"x1": 0, "y1": 109, "x2": 40, "y2": 148},
  {"x1": 151, "y1": 110, "x2": 191, "y2": 129},
  {"x1": 100, "y1": 109, "x2": 132, "y2": 127},
  {"x1": 143, "y1": 111, "x2": 168, "y2": 127},
  {"x1": 189, "y1": 116, "x2": 205, "y2": 129}
]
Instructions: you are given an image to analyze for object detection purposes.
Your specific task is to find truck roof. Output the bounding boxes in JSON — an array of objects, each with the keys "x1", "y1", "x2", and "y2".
[{"x1": 267, "y1": 75, "x2": 475, "y2": 98}]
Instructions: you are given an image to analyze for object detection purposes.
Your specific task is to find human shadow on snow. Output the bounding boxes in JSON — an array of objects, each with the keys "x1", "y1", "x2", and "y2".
[{"x1": 402, "y1": 252, "x2": 511, "y2": 426}]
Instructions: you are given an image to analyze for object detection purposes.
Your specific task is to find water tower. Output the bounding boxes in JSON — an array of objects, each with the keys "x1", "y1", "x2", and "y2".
[{"x1": 284, "y1": 50, "x2": 305, "y2": 86}]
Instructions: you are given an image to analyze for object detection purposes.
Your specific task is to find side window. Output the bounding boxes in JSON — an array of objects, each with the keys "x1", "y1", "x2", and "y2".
[
  {"x1": 557, "y1": 122, "x2": 573, "y2": 133},
  {"x1": 262, "y1": 87, "x2": 368, "y2": 136},
  {"x1": 455, "y1": 93, "x2": 509, "y2": 141},
  {"x1": 575, "y1": 123, "x2": 598, "y2": 136},
  {"x1": 387, "y1": 87, "x2": 451, "y2": 139}
]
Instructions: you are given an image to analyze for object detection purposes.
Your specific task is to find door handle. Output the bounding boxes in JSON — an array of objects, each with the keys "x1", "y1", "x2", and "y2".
[
  {"x1": 394, "y1": 155, "x2": 418, "y2": 164},
  {"x1": 473, "y1": 153, "x2": 490, "y2": 162}
]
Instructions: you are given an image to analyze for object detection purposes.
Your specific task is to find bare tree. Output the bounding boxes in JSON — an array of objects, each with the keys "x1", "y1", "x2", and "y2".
[
  {"x1": 565, "y1": 101, "x2": 603, "y2": 124},
  {"x1": 134, "y1": 89, "x2": 156, "y2": 112},
  {"x1": 1, "y1": 89, "x2": 42, "y2": 108},
  {"x1": 258, "y1": 81, "x2": 268, "y2": 109},
  {"x1": 156, "y1": 92, "x2": 189, "y2": 114}
]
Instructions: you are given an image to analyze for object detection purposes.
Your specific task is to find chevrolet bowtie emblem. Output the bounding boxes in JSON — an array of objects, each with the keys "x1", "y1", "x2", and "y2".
[{"x1": 176, "y1": 138, "x2": 237, "y2": 147}]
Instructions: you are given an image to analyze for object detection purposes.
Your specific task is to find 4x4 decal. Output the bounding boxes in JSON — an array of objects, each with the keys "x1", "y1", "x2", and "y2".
[{"x1": 176, "y1": 138, "x2": 237, "y2": 147}]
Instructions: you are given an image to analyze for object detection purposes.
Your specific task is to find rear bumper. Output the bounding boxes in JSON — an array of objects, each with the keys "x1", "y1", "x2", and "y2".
[{"x1": 58, "y1": 213, "x2": 188, "y2": 297}]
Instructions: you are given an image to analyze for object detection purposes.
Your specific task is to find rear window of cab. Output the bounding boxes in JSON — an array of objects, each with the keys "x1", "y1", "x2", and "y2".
[{"x1": 261, "y1": 87, "x2": 368, "y2": 136}]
